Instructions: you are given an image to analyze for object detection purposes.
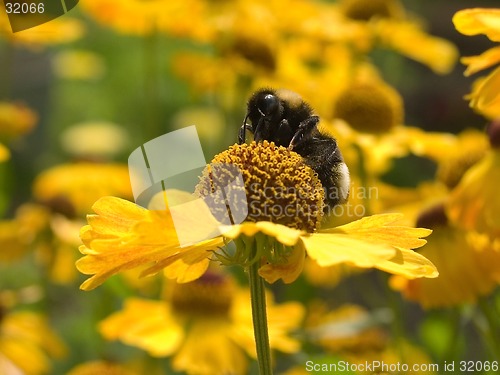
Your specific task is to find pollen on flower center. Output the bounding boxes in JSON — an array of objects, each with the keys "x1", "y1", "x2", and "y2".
[
  {"x1": 168, "y1": 271, "x2": 235, "y2": 317},
  {"x1": 194, "y1": 141, "x2": 325, "y2": 232}
]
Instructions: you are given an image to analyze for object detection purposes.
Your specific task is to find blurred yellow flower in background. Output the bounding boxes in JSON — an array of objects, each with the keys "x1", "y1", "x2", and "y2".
[
  {"x1": 0, "y1": 144, "x2": 8, "y2": 163},
  {"x1": 99, "y1": 271, "x2": 304, "y2": 375},
  {"x1": 59, "y1": 122, "x2": 130, "y2": 159},
  {"x1": 302, "y1": 302, "x2": 437, "y2": 375},
  {"x1": 0, "y1": 101, "x2": 37, "y2": 142},
  {"x1": 66, "y1": 360, "x2": 140, "y2": 375},
  {"x1": 339, "y1": 0, "x2": 457, "y2": 74},
  {"x1": 332, "y1": 76, "x2": 404, "y2": 134},
  {"x1": 391, "y1": 202, "x2": 500, "y2": 309},
  {"x1": 375, "y1": 19, "x2": 458, "y2": 75},
  {"x1": 80, "y1": 0, "x2": 212, "y2": 41},
  {"x1": 0, "y1": 307, "x2": 66, "y2": 375},
  {"x1": 32, "y1": 162, "x2": 133, "y2": 218},
  {"x1": 0, "y1": 203, "x2": 50, "y2": 263},
  {"x1": 446, "y1": 121, "x2": 500, "y2": 242},
  {"x1": 305, "y1": 303, "x2": 388, "y2": 354},
  {"x1": 454, "y1": 8, "x2": 500, "y2": 118},
  {"x1": 52, "y1": 50, "x2": 106, "y2": 81}
]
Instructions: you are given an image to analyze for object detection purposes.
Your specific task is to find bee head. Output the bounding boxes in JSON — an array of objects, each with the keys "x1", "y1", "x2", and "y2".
[{"x1": 256, "y1": 93, "x2": 280, "y2": 118}]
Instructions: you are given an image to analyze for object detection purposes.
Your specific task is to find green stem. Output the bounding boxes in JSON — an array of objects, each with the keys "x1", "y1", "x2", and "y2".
[
  {"x1": 478, "y1": 297, "x2": 500, "y2": 360},
  {"x1": 380, "y1": 273, "x2": 406, "y2": 362},
  {"x1": 444, "y1": 307, "x2": 463, "y2": 363},
  {"x1": 143, "y1": 28, "x2": 160, "y2": 142},
  {"x1": 247, "y1": 238, "x2": 273, "y2": 375}
]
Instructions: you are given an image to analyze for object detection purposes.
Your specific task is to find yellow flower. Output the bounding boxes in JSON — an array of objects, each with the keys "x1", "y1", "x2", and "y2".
[
  {"x1": 0, "y1": 202, "x2": 86, "y2": 284},
  {"x1": 466, "y1": 68, "x2": 500, "y2": 119},
  {"x1": 99, "y1": 271, "x2": 304, "y2": 375},
  {"x1": 461, "y1": 46, "x2": 500, "y2": 77},
  {"x1": 0, "y1": 308, "x2": 66, "y2": 375},
  {"x1": 302, "y1": 259, "x2": 357, "y2": 288},
  {"x1": 338, "y1": 0, "x2": 457, "y2": 74},
  {"x1": 303, "y1": 301, "x2": 437, "y2": 375},
  {"x1": 391, "y1": 203, "x2": 500, "y2": 309},
  {"x1": 0, "y1": 101, "x2": 37, "y2": 163},
  {"x1": 52, "y1": 50, "x2": 106, "y2": 81},
  {"x1": 0, "y1": 203, "x2": 50, "y2": 263},
  {"x1": 80, "y1": 0, "x2": 212, "y2": 40},
  {"x1": 33, "y1": 162, "x2": 133, "y2": 217},
  {"x1": 454, "y1": 8, "x2": 500, "y2": 118},
  {"x1": 67, "y1": 360, "x2": 139, "y2": 375},
  {"x1": 60, "y1": 121, "x2": 130, "y2": 159},
  {"x1": 375, "y1": 19, "x2": 458, "y2": 75},
  {"x1": 305, "y1": 303, "x2": 388, "y2": 353},
  {"x1": 332, "y1": 78, "x2": 404, "y2": 134},
  {"x1": 0, "y1": 143, "x2": 9, "y2": 162},
  {"x1": 78, "y1": 142, "x2": 437, "y2": 290},
  {"x1": 447, "y1": 121, "x2": 500, "y2": 240},
  {"x1": 0, "y1": 101, "x2": 37, "y2": 142},
  {"x1": 447, "y1": 150, "x2": 500, "y2": 240},
  {"x1": 453, "y1": 8, "x2": 500, "y2": 41}
]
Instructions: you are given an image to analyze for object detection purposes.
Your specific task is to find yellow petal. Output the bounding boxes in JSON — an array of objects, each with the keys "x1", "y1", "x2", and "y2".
[
  {"x1": 148, "y1": 189, "x2": 222, "y2": 246},
  {"x1": 99, "y1": 298, "x2": 184, "y2": 357},
  {"x1": 374, "y1": 247, "x2": 438, "y2": 279},
  {"x1": 468, "y1": 66, "x2": 500, "y2": 118},
  {"x1": 461, "y1": 46, "x2": 500, "y2": 76},
  {"x1": 305, "y1": 215, "x2": 435, "y2": 277},
  {"x1": 172, "y1": 321, "x2": 248, "y2": 375},
  {"x1": 323, "y1": 213, "x2": 431, "y2": 250},
  {"x1": 0, "y1": 142, "x2": 10, "y2": 162},
  {"x1": 301, "y1": 233, "x2": 395, "y2": 268},
  {"x1": 221, "y1": 221, "x2": 304, "y2": 247},
  {"x1": 447, "y1": 151, "x2": 500, "y2": 236},
  {"x1": 377, "y1": 19, "x2": 458, "y2": 74},
  {"x1": 453, "y1": 8, "x2": 500, "y2": 42},
  {"x1": 0, "y1": 311, "x2": 66, "y2": 375},
  {"x1": 141, "y1": 237, "x2": 223, "y2": 281},
  {"x1": 77, "y1": 194, "x2": 216, "y2": 290},
  {"x1": 230, "y1": 290, "x2": 304, "y2": 358},
  {"x1": 84, "y1": 196, "x2": 147, "y2": 238},
  {"x1": 266, "y1": 301, "x2": 305, "y2": 354},
  {"x1": 258, "y1": 240, "x2": 306, "y2": 284}
]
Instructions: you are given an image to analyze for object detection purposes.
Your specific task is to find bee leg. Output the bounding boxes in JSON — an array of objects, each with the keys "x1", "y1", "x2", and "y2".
[
  {"x1": 253, "y1": 118, "x2": 269, "y2": 143},
  {"x1": 238, "y1": 120, "x2": 253, "y2": 144},
  {"x1": 289, "y1": 116, "x2": 319, "y2": 150},
  {"x1": 276, "y1": 119, "x2": 293, "y2": 145}
]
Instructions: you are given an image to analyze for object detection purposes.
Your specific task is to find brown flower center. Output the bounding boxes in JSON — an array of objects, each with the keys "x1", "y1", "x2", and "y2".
[
  {"x1": 333, "y1": 82, "x2": 403, "y2": 133},
  {"x1": 416, "y1": 202, "x2": 448, "y2": 229},
  {"x1": 340, "y1": 0, "x2": 404, "y2": 21},
  {"x1": 169, "y1": 271, "x2": 235, "y2": 317}
]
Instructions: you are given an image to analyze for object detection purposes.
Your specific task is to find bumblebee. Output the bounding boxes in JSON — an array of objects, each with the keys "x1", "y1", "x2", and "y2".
[{"x1": 239, "y1": 88, "x2": 350, "y2": 209}]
